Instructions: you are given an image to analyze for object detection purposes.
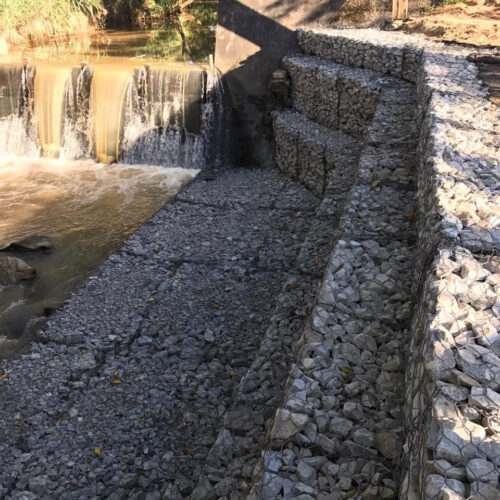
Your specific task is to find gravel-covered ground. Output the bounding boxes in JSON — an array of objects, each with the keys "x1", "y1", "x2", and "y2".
[{"x1": 0, "y1": 164, "x2": 319, "y2": 499}]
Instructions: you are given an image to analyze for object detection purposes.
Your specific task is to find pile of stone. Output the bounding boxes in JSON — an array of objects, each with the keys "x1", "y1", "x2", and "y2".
[
  {"x1": 194, "y1": 120, "x2": 364, "y2": 500},
  {"x1": 403, "y1": 248, "x2": 500, "y2": 500},
  {"x1": 273, "y1": 110, "x2": 360, "y2": 196},
  {"x1": 283, "y1": 56, "x2": 380, "y2": 138},
  {"x1": 0, "y1": 167, "x2": 323, "y2": 499},
  {"x1": 267, "y1": 27, "x2": 499, "y2": 500},
  {"x1": 254, "y1": 73, "x2": 418, "y2": 499}
]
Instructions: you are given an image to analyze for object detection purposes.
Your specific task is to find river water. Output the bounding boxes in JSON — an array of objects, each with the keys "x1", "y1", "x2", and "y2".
[
  {"x1": 0, "y1": 157, "x2": 197, "y2": 356},
  {"x1": 0, "y1": 20, "x2": 222, "y2": 355}
]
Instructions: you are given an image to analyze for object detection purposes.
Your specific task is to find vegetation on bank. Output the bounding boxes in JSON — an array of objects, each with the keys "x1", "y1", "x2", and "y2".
[
  {"x1": 101, "y1": 0, "x2": 215, "y2": 29},
  {"x1": 0, "y1": 0, "x2": 104, "y2": 47},
  {"x1": 0, "y1": 0, "x2": 216, "y2": 62},
  {"x1": 143, "y1": 2, "x2": 217, "y2": 61}
]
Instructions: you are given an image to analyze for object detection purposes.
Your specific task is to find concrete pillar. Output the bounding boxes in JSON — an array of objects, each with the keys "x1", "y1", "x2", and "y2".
[{"x1": 215, "y1": 0, "x2": 342, "y2": 165}]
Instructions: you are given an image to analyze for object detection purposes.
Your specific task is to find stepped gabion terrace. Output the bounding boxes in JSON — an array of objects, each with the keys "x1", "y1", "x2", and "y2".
[{"x1": 0, "y1": 28, "x2": 499, "y2": 500}]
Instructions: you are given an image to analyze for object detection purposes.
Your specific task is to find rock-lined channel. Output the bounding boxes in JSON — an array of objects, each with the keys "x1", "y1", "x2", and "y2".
[{"x1": 0, "y1": 164, "x2": 319, "y2": 498}]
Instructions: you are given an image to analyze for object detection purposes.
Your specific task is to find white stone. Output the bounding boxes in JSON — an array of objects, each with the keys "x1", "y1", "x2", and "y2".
[
  {"x1": 271, "y1": 409, "x2": 308, "y2": 440},
  {"x1": 470, "y1": 386, "x2": 500, "y2": 411}
]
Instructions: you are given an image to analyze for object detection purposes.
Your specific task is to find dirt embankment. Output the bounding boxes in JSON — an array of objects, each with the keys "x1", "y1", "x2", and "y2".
[
  {"x1": 330, "y1": 0, "x2": 499, "y2": 47},
  {"x1": 403, "y1": 0, "x2": 500, "y2": 47}
]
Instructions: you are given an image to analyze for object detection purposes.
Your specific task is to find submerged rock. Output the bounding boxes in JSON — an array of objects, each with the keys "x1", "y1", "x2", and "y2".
[
  {"x1": 0, "y1": 235, "x2": 53, "y2": 252},
  {"x1": 0, "y1": 256, "x2": 36, "y2": 282}
]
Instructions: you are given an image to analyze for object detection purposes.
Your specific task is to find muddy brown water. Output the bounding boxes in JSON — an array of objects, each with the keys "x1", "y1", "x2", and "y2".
[
  {"x1": 0, "y1": 26, "x2": 221, "y2": 356},
  {"x1": 0, "y1": 158, "x2": 197, "y2": 357}
]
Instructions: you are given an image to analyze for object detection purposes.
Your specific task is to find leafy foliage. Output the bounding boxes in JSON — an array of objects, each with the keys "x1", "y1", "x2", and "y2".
[
  {"x1": 68, "y1": 0, "x2": 104, "y2": 15},
  {"x1": 143, "y1": 2, "x2": 217, "y2": 62},
  {"x1": 0, "y1": 0, "x2": 105, "y2": 46},
  {"x1": 0, "y1": 0, "x2": 216, "y2": 62}
]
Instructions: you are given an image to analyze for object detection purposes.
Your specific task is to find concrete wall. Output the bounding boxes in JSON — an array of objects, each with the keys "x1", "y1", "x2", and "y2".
[{"x1": 215, "y1": 0, "x2": 343, "y2": 164}]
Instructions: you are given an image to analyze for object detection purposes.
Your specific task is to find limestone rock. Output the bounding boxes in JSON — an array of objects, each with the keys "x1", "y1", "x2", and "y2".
[
  {"x1": 271, "y1": 408, "x2": 308, "y2": 440},
  {"x1": 466, "y1": 458, "x2": 498, "y2": 485},
  {"x1": 374, "y1": 431, "x2": 399, "y2": 460},
  {"x1": 0, "y1": 235, "x2": 53, "y2": 252},
  {"x1": 0, "y1": 256, "x2": 36, "y2": 281}
]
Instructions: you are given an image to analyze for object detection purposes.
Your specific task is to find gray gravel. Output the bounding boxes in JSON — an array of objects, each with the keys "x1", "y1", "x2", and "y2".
[{"x1": 0, "y1": 164, "x2": 319, "y2": 499}]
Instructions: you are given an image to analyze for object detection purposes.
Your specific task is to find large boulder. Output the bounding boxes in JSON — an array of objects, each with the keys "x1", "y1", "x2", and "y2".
[
  {"x1": 0, "y1": 256, "x2": 36, "y2": 282},
  {"x1": 0, "y1": 235, "x2": 53, "y2": 252}
]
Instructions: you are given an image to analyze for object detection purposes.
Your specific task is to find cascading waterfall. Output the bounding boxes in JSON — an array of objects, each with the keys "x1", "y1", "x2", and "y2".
[
  {"x1": 34, "y1": 65, "x2": 73, "y2": 158},
  {"x1": 0, "y1": 61, "x2": 223, "y2": 167},
  {"x1": 0, "y1": 59, "x2": 224, "y2": 351},
  {"x1": 63, "y1": 64, "x2": 94, "y2": 160},
  {"x1": 204, "y1": 67, "x2": 226, "y2": 167},
  {"x1": 0, "y1": 64, "x2": 37, "y2": 157},
  {"x1": 120, "y1": 66, "x2": 206, "y2": 167},
  {"x1": 92, "y1": 66, "x2": 133, "y2": 164}
]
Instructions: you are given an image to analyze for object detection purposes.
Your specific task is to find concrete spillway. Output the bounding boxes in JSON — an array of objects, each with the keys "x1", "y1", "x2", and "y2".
[
  {"x1": 0, "y1": 61, "x2": 219, "y2": 167},
  {"x1": 0, "y1": 58, "x2": 223, "y2": 354}
]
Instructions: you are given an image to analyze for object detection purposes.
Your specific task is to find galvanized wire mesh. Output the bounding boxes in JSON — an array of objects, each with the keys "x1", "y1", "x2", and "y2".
[{"x1": 401, "y1": 248, "x2": 500, "y2": 500}]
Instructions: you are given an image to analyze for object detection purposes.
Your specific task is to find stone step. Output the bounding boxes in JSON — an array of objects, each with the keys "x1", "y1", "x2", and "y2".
[
  {"x1": 296, "y1": 28, "x2": 423, "y2": 82},
  {"x1": 283, "y1": 55, "x2": 384, "y2": 138},
  {"x1": 249, "y1": 77, "x2": 419, "y2": 500},
  {"x1": 272, "y1": 109, "x2": 361, "y2": 197},
  {"x1": 191, "y1": 129, "x2": 365, "y2": 500}
]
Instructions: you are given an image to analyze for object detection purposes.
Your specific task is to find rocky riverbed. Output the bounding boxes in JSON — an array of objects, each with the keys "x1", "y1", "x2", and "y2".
[{"x1": 0, "y1": 164, "x2": 319, "y2": 499}]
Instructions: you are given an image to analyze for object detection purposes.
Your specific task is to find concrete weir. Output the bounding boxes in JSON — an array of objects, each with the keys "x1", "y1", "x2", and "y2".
[{"x1": 0, "y1": 27, "x2": 499, "y2": 500}]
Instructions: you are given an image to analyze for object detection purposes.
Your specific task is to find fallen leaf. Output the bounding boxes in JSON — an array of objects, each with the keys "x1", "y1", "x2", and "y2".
[
  {"x1": 15, "y1": 422, "x2": 23, "y2": 428},
  {"x1": 346, "y1": 488, "x2": 357, "y2": 497},
  {"x1": 93, "y1": 446, "x2": 101, "y2": 456},
  {"x1": 371, "y1": 179, "x2": 380, "y2": 188},
  {"x1": 0, "y1": 373, "x2": 7, "y2": 382},
  {"x1": 211, "y1": 302, "x2": 220, "y2": 309},
  {"x1": 147, "y1": 297, "x2": 155, "y2": 302},
  {"x1": 185, "y1": 447, "x2": 192, "y2": 455},
  {"x1": 111, "y1": 379, "x2": 122, "y2": 385},
  {"x1": 284, "y1": 283, "x2": 296, "y2": 291},
  {"x1": 333, "y1": 263, "x2": 344, "y2": 274},
  {"x1": 404, "y1": 213, "x2": 415, "y2": 222},
  {"x1": 113, "y1": 370, "x2": 118, "y2": 376},
  {"x1": 137, "y1": 417, "x2": 143, "y2": 423},
  {"x1": 229, "y1": 371, "x2": 237, "y2": 378},
  {"x1": 339, "y1": 366, "x2": 354, "y2": 374}
]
